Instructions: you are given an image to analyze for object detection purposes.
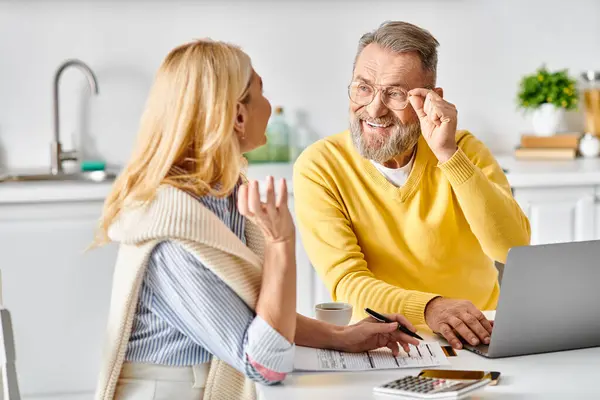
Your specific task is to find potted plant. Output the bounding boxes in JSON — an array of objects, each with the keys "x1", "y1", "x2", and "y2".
[{"x1": 517, "y1": 66, "x2": 578, "y2": 136}]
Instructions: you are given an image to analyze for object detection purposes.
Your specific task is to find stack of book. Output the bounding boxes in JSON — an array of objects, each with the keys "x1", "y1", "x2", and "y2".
[{"x1": 514, "y1": 133, "x2": 581, "y2": 160}]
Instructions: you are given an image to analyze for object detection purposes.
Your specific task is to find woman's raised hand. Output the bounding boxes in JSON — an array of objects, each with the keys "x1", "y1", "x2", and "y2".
[{"x1": 237, "y1": 176, "x2": 295, "y2": 244}]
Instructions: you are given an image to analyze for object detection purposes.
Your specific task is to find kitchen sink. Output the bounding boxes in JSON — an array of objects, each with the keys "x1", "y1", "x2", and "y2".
[{"x1": 0, "y1": 170, "x2": 117, "y2": 183}]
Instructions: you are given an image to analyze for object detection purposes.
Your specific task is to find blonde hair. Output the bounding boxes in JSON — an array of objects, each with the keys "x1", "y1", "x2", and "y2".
[{"x1": 93, "y1": 39, "x2": 253, "y2": 246}]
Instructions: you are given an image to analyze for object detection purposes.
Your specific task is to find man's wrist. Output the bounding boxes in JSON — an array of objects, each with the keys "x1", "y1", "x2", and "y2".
[
  {"x1": 434, "y1": 145, "x2": 458, "y2": 163},
  {"x1": 424, "y1": 296, "x2": 443, "y2": 324}
]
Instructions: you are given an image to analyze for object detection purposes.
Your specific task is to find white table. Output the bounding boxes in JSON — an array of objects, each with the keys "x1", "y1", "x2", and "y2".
[{"x1": 257, "y1": 333, "x2": 599, "y2": 399}]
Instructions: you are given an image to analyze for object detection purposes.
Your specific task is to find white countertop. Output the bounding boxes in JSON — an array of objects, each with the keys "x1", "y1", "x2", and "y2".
[
  {"x1": 258, "y1": 332, "x2": 600, "y2": 400},
  {"x1": 248, "y1": 156, "x2": 600, "y2": 190},
  {"x1": 2, "y1": 155, "x2": 600, "y2": 203},
  {"x1": 0, "y1": 180, "x2": 115, "y2": 204},
  {"x1": 495, "y1": 154, "x2": 600, "y2": 188},
  {"x1": 0, "y1": 164, "x2": 293, "y2": 204}
]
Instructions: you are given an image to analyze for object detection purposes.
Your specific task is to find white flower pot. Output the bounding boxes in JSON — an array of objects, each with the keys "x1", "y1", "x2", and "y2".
[{"x1": 531, "y1": 103, "x2": 566, "y2": 136}]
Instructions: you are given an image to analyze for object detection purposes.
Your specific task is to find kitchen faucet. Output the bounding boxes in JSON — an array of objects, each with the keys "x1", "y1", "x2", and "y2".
[{"x1": 51, "y1": 59, "x2": 99, "y2": 175}]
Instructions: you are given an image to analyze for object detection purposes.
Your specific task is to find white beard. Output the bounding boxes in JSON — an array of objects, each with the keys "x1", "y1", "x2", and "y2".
[{"x1": 350, "y1": 116, "x2": 421, "y2": 163}]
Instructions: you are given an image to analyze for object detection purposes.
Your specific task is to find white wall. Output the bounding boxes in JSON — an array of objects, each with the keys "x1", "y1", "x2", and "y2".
[{"x1": 0, "y1": 0, "x2": 599, "y2": 170}]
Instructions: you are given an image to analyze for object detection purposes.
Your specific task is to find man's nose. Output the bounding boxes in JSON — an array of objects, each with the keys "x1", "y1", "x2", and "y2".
[{"x1": 366, "y1": 91, "x2": 389, "y2": 119}]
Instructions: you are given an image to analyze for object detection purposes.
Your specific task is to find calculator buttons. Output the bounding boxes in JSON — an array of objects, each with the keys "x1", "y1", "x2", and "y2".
[{"x1": 374, "y1": 375, "x2": 491, "y2": 398}]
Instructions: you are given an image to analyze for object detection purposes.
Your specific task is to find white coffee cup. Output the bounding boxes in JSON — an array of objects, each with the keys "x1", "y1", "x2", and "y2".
[{"x1": 314, "y1": 302, "x2": 353, "y2": 326}]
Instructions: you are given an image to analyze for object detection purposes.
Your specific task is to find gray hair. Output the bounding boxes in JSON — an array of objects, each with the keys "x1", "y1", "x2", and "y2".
[{"x1": 354, "y1": 21, "x2": 440, "y2": 85}]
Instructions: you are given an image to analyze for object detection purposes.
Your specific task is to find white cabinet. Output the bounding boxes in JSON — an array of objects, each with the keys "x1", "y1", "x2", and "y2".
[
  {"x1": 513, "y1": 186, "x2": 597, "y2": 245},
  {"x1": 498, "y1": 155, "x2": 600, "y2": 246},
  {"x1": 288, "y1": 197, "x2": 314, "y2": 318},
  {"x1": 596, "y1": 203, "x2": 600, "y2": 240},
  {"x1": 0, "y1": 201, "x2": 117, "y2": 399},
  {"x1": 246, "y1": 164, "x2": 329, "y2": 318},
  {"x1": 280, "y1": 195, "x2": 331, "y2": 318}
]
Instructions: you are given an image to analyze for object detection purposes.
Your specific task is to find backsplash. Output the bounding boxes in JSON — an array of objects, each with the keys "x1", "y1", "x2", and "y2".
[{"x1": 1, "y1": 0, "x2": 599, "y2": 170}]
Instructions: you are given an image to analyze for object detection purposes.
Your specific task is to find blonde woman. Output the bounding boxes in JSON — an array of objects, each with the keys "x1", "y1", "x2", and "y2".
[{"x1": 92, "y1": 39, "x2": 419, "y2": 400}]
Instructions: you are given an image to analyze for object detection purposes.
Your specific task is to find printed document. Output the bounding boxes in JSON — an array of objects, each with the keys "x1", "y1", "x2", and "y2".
[{"x1": 294, "y1": 342, "x2": 450, "y2": 372}]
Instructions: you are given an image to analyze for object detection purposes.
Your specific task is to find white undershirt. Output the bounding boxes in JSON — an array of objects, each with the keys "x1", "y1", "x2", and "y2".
[{"x1": 370, "y1": 152, "x2": 416, "y2": 187}]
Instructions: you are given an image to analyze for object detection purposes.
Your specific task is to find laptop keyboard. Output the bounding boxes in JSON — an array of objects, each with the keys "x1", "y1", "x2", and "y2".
[
  {"x1": 436, "y1": 332, "x2": 491, "y2": 355},
  {"x1": 460, "y1": 338, "x2": 490, "y2": 355}
]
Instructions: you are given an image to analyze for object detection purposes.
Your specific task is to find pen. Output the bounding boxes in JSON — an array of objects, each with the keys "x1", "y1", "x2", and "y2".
[{"x1": 364, "y1": 307, "x2": 424, "y2": 341}]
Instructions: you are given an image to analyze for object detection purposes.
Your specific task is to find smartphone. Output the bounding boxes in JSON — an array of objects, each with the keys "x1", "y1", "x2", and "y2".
[{"x1": 419, "y1": 369, "x2": 501, "y2": 386}]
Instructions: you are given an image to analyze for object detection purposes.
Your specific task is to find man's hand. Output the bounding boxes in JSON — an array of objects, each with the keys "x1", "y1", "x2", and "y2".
[
  {"x1": 408, "y1": 88, "x2": 458, "y2": 163},
  {"x1": 424, "y1": 297, "x2": 493, "y2": 350},
  {"x1": 334, "y1": 314, "x2": 420, "y2": 356}
]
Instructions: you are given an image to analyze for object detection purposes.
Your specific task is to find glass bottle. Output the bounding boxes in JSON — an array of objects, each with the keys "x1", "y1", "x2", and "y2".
[
  {"x1": 266, "y1": 106, "x2": 290, "y2": 162},
  {"x1": 290, "y1": 110, "x2": 316, "y2": 161},
  {"x1": 581, "y1": 71, "x2": 600, "y2": 136},
  {"x1": 243, "y1": 114, "x2": 271, "y2": 164},
  {"x1": 244, "y1": 142, "x2": 270, "y2": 164}
]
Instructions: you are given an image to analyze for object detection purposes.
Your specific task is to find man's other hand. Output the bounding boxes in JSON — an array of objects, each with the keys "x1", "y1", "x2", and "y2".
[{"x1": 424, "y1": 297, "x2": 493, "y2": 349}]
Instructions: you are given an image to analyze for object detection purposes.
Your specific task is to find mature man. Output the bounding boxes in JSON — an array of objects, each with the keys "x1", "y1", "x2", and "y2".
[{"x1": 293, "y1": 21, "x2": 531, "y2": 350}]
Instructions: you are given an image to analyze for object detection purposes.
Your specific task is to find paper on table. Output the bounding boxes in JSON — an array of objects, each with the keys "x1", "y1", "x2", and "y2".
[
  {"x1": 483, "y1": 310, "x2": 496, "y2": 321},
  {"x1": 293, "y1": 341, "x2": 450, "y2": 372}
]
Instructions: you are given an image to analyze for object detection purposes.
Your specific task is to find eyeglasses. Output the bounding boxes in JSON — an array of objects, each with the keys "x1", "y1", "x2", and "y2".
[{"x1": 348, "y1": 81, "x2": 410, "y2": 110}]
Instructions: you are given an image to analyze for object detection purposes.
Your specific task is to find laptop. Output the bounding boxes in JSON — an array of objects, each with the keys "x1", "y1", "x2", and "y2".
[{"x1": 462, "y1": 239, "x2": 600, "y2": 358}]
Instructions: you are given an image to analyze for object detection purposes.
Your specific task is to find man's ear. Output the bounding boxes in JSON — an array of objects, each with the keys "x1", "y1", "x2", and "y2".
[
  {"x1": 234, "y1": 103, "x2": 248, "y2": 137},
  {"x1": 434, "y1": 87, "x2": 444, "y2": 98}
]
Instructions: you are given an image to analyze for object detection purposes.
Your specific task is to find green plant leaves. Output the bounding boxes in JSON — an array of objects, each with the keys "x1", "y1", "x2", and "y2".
[{"x1": 517, "y1": 65, "x2": 578, "y2": 111}]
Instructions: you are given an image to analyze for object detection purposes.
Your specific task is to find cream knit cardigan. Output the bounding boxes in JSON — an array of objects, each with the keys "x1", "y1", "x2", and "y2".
[{"x1": 94, "y1": 185, "x2": 265, "y2": 400}]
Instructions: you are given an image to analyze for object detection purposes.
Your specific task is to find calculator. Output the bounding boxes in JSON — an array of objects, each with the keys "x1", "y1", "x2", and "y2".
[{"x1": 373, "y1": 375, "x2": 492, "y2": 399}]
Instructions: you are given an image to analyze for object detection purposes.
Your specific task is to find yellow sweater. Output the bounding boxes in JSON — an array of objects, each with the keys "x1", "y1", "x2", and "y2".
[{"x1": 293, "y1": 130, "x2": 531, "y2": 325}]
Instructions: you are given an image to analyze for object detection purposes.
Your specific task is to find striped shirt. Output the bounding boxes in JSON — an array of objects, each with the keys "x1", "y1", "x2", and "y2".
[{"x1": 124, "y1": 183, "x2": 295, "y2": 384}]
